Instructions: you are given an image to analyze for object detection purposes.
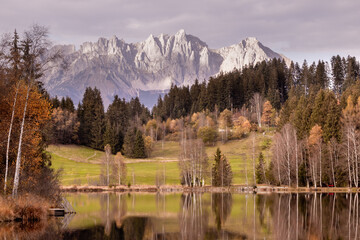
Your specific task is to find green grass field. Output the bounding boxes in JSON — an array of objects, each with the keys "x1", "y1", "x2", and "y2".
[{"x1": 49, "y1": 132, "x2": 273, "y2": 186}]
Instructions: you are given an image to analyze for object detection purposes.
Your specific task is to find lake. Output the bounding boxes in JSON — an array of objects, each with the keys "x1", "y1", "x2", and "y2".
[{"x1": 0, "y1": 192, "x2": 359, "y2": 239}]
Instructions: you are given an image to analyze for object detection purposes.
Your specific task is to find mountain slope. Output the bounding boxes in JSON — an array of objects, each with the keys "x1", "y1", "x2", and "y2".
[{"x1": 42, "y1": 29, "x2": 290, "y2": 107}]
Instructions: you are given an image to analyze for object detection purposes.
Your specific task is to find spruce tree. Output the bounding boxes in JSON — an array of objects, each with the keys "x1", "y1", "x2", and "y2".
[
  {"x1": 331, "y1": 55, "x2": 345, "y2": 95},
  {"x1": 105, "y1": 95, "x2": 128, "y2": 153},
  {"x1": 51, "y1": 96, "x2": 60, "y2": 109},
  {"x1": 323, "y1": 93, "x2": 341, "y2": 142},
  {"x1": 310, "y1": 89, "x2": 327, "y2": 128},
  {"x1": 90, "y1": 88, "x2": 105, "y2": 150},
  {"x1": 266, "y1": 160, "x2": 276, "y2": 185},
  {"x1": 123, "y1": 127, "x2": 136, "y2": 158},
  {"x1": 78, "y1": 87, "x2": 105, "y2": 149},
  {"x1": 255, "y1": 152, "x2": 266, "y2": 184},
  {"x1": 133, "y1": 130, "x2": 146, "y2": 158},
  {"x1": 212, "y1": 148, "x2": 233, "y2": 187}
]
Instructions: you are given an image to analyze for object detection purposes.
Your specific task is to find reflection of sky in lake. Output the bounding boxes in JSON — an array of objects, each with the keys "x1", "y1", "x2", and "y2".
[{"x1": 1, "y1": 192, "x2": 360, "y2": 239}]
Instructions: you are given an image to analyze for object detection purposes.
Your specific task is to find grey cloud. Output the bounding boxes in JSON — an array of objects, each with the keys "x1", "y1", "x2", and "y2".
[{"x1": 0, "y1": 0, "x2": 359, "y2": 63}]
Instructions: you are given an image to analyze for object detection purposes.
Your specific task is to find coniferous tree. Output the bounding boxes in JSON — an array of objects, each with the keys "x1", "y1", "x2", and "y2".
[
  {"x1": 315, "y1": 60, "x2": 328, "y2": 90},
  {"x1": 77, "y1": 87, "x2": 105, "y2": 149},
  {"x1": 212, "y1": 148, "x2": 232, "y2": 187},
  {"x1": 310, "y1": 89, "x2": 327, "y2": 128},
  {"x1": 343, "y1": 56, "x2": 359, "y2": 91},
  {"x1": 123, "y1": 127, "x2": 136, "y2": 158},
  {"x1": 105, "y1": 95, "x2": 128, "y2": 153},
  {"x1": 60, "y1": 96, "x2": 75, "y2": 112},
  {"x1": 331, "y1": 55, "x2": 345, "y2": 95},
  {"x1": 133, "y1": 130, "x2": 146, "y2": 158},
  {"x1": 51, "y1": 96, "x2": 60, "y2": 109},
  {"x1": 291, "y1": 96, "x2": 312, "y2": 140},
  {"x1": 266, "y1": 160, "x2": 276, "y2": 185},
  {"x1": 255, "y1": 152, "x2": 266, "y2": 184},
  {"x1": 90, "y1": 88, "x2": 105, "y2": 150},
  {"x1": 323, "y1": 92, "x2": 341, "y2": 142}
]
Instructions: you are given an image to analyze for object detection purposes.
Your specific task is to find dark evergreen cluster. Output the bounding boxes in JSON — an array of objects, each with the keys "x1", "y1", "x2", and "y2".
[
  {"x1": 50, "y1": 96, "x2": 75, "y2": 112},
  {"x1": 52, "y1": 87, "x2": 152, "y2": 154},
  {"x1": 153, "y1": 56, "x2": 359, "y2": 120},
  {"x1": 122, "y1": 127, "x2": 147, "y2": 158}
]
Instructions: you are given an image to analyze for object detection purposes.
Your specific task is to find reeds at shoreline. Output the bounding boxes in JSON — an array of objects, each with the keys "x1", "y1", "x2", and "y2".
[{"x1": 0, "y1": 194, "x2": 49, "y2": 222}]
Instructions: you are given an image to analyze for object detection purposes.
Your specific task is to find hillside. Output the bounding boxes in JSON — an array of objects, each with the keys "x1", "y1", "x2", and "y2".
[{"x1": 49, "y1": 132, "x2": 273, "y2": 186}]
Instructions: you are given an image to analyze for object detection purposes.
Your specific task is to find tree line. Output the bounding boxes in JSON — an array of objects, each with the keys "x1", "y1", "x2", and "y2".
[
  {"x1": 152, "y1": 56, "x2": 358, "y2": 120},
  {"x1": 50, "y1": 87, "x2": 152, "y2": 157},
  {"x1": 50, "y1": 53, "x2": 360, "y2": 188}
]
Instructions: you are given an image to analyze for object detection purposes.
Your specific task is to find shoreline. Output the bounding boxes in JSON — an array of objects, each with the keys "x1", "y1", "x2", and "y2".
[{"x1": 60, "y1": 185, "x2": 360, "y2": 194}]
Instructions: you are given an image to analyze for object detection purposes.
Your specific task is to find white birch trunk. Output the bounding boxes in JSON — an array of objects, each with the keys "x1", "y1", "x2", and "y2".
[
  {"x1": 347, "y1": 131, "x2": 352, "y2": 187},
  {"x1": 252, "y1": 134, "x2": 256, "y2": 185},
  {"x1": 12, "y1": 84, "x2": 31, "y2": 198},
  {"x1": 329, "y1": 144, "x2": 336, "y2": 187},
  {"x1": 319, "y1": 142, "x2": 322, "y2": 187},
  {"x1": 295, "y1": 131, "x2": 298, "y2": 188},
  {"x1": 4, "y1": 83, "x2": 19, "y2": 194}
]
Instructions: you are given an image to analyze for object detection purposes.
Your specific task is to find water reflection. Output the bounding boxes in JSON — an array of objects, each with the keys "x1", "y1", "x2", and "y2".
[{"x1": 2, "y1": 192, "x2": 360, "y2": 239}]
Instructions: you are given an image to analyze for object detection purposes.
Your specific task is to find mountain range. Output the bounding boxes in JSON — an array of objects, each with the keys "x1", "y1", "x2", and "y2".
[{"x1": 42, "y1": 29, "x2": 290, "y2": 108}]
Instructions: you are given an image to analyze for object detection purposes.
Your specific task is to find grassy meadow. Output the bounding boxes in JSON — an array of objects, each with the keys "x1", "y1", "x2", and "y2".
[{"x1": 48, "y1": 132, "x2": 273, "y2": 186}]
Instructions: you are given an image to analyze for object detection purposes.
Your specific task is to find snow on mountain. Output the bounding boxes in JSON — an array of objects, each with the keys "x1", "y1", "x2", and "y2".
[{"x1": 42, "y1": 30, "x2": 290, "y2": 108}]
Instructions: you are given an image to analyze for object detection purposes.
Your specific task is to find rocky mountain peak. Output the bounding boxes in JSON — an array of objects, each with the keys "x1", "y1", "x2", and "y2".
[{"x1": 42, "y1": 29, "x2": 289, "y2": 108}]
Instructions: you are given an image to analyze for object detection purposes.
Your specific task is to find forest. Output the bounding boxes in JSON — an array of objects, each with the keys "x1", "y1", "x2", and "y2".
[{"x1": 48, "y1": 53, "x2": 360, "y2": 188}]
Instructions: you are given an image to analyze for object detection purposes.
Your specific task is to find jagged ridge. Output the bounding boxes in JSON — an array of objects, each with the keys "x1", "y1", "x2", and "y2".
[{"x1": 42, "y1": 29, "x2": 290, "y2": 107}]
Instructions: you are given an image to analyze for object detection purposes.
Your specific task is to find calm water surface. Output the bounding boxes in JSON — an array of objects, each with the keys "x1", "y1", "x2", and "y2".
[{"x1": 1, "y1": 192, "x2": 359, "y2": 239}]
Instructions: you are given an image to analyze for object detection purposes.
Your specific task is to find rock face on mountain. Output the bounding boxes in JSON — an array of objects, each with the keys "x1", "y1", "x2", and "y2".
[{"x1": 42, "y1": 29, "x2": 289, "y2": 107}]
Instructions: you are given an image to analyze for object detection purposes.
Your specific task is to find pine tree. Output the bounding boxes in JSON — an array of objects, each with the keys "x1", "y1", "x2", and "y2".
[
  {"x1": 78, "y1": 87, "x2": 105, "y2": 149},
  {"x1": 310, "y1": 90, "x2": 327, "y2": 128},
  {"x1": 255, "y1": 152, "x2": 266, "y2": 184},
  {"x1": 323, "y1": 92, "x2": 341, "y2": 142},
  {"x1": 266, "y1": 160, "x2": 276, "y2": 185},
  {"x1": 331, "y1": 55, "x2": 345, "y2": 95},
  {"x1": 90, "y1": 88, "x2": 105, "y2": 150},
  {"x1": 212, "y1": 148, "x2": 233, "y2": 187},
  {"x1": 291, "y1": 96, "x2": 312, "y2": 140},
  {"x1": 51, "y1": 96, "x2": 60, "y2": 109},
  {"x1": 315, "y1": 60, "x2": 328, "y2": 90},
  {"x1": 133, "y1": 130, "x2": 146, "y2": 158},
  {"x1": 123, "y1": 127, "x2": 136, "y2": 158}
]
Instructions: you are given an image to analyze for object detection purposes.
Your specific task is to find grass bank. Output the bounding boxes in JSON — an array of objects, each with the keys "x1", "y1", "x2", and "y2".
[{"x1": 49, "y1": 132, "x2": 273, "y2": 186}]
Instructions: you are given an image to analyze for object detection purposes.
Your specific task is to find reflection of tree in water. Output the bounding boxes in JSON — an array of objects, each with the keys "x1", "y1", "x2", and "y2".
[
  {"x1": 113, "y1": 193, "x2": 127, "y2": 224},
  {"x1": 122, "y1": 217, "x2": 153, "y2": 240},
  {"x1": 256, "y1": 194, "x2": 267, "y2": 227},
  {"x1": 267, "y1": 193, "x2": 360, "y2": 239},
  {"x1": 211, "y1": 193, "x2": 233, "y2": 231},
  {"x1": 98, "y1": 193, "x2": 127, "y2": 236},
  {"x1": 179, "y1": 193, "x2": 209, "y2": 240}
]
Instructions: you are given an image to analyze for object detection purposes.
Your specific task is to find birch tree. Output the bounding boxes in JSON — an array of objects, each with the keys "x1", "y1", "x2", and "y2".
[
  {"x1": 8, "y1": 25, "x2": 62, "y2": 197},
  {"x1": 4, "y1": 31, "x2": 21, "y2": 194},
  {"x1": 179, "y1": 128, "x2": 209, "y2": 187},
  {"x1": 272, "y1": 124, "x2": 298, "y2": 186},
  {"x1": 113, "y1": 152, "x2": 126, "y2": 186}
]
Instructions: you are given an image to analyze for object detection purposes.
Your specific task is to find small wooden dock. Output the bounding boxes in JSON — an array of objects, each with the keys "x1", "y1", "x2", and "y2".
[{"x1": 48, "y1": 208, "x2": 66, "y2": 216}]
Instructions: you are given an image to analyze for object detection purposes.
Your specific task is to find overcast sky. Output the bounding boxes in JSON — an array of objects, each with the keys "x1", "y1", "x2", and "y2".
[{"x1": 1, "y1": 0, "x2": 359, "y2": 63}]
